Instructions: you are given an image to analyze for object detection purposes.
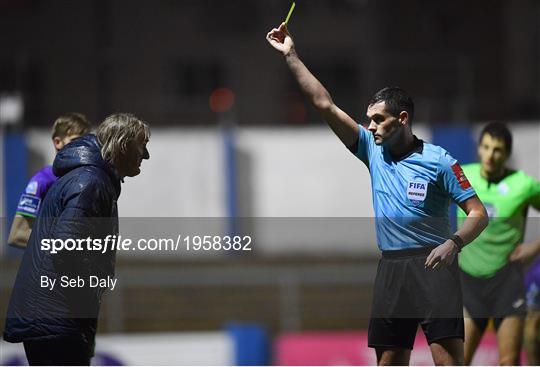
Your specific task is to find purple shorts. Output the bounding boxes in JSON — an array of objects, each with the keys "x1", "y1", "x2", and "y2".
[{"x1": 525, "y1": 258, "x2": 540, "y2": 311}]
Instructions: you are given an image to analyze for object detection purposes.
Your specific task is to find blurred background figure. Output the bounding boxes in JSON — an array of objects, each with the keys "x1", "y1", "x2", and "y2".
[
  {"x1": 1, "y1": 1, "x2": 539, "y2": 366},
  {"x1": 525, "y1": 258, "x2": 540, "y2": 365},
  {"x1": 457, "y1": 122, "x2": 540, "y2": 365},
  {"x1": 7, "y1": 113, "x2": 92, "y2": 248}
]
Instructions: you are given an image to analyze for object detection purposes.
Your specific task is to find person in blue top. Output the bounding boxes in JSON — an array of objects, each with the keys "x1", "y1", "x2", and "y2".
[
  {"x1": 8, "y1": 113, "x2": 93, "y2": 248},
  {"x1": 267, "y1": 23, "x2": 488, "y2": 365}
]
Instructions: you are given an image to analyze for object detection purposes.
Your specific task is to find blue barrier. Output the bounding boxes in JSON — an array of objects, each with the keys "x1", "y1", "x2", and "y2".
[{"x1": 226, "y1": 323, "x2": 270, "y2": 366}]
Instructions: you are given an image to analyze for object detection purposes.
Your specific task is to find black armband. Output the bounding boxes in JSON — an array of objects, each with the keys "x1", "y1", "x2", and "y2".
[{"x1": 450, "y1": 234, "x2": 464, "y2": 252}]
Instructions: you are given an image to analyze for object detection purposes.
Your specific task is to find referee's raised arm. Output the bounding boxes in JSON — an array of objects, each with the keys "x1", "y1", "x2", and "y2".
[{"x1": 266, "y1": 22, "x2": 359, "y2": 149}]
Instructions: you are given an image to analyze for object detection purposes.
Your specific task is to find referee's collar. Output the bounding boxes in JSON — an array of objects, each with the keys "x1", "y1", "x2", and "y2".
[{"x1": 391, "y1": 136, "x2": 424, "y2": 161}]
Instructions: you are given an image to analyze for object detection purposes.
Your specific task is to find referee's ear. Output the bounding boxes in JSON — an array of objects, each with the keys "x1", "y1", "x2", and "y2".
[{"x1": 399, "y1": 111, "x2": 410, "y2": 127}]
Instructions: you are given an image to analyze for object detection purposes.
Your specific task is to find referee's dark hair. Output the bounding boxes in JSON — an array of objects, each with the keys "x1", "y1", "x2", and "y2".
[
  {"x1": 368, "y1": 87, "x2": 415, "y2": 125},
  {"x1": 479, "y1": 121, "x2": 513, "y2": 155}
]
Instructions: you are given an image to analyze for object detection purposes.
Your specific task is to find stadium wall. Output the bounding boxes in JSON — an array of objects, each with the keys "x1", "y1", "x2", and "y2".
[{"x1": 2, "y1": 123, "x2": 539, "y2": 256}]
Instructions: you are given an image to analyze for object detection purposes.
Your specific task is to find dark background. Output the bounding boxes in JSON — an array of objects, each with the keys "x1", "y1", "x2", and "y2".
[{"x1": 1, "y1": 0, "x2": 539, "y2": 126}]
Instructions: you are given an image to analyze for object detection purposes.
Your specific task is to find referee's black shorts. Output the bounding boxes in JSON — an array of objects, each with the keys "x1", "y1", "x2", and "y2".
[{"x1": 368, "y1": 246, "x2": 464, "y2": 350}]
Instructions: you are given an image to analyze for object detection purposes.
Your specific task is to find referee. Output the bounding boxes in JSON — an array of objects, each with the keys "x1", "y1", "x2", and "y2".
[{"x1": 267, "y1": 23, "x2": 488, "y2": 365}]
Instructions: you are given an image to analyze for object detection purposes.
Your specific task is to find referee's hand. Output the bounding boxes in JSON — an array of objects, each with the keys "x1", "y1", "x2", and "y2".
[
  {"x1": 266, "y1": 22, "x2": 295, "y2": 56},
  {"x1": 425, "y1": 240, "x2": 458, "y2": 269}
]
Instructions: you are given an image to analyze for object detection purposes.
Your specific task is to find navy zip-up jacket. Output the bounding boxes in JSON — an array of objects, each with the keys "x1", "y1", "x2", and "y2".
[{"x1": 4, "y1": 134, "x2": 121, "y2": 343}]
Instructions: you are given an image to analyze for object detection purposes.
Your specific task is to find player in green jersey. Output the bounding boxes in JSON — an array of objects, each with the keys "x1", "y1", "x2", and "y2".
[{"x1": 457, "y1": 121, "x2": 540, "y2": 365}]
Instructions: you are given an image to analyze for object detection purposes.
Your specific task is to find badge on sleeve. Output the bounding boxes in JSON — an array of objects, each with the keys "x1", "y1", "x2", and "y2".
[
  {"x1": 16, "y1": 194, "x2": 41, "y2": 216},
  {"x1": 25, "y1": 181, "x2": 38, "y2": 195},
  {"x1": 451, "y1": 163, "x2": 471, "y2": 189},
  {"x1": 407, "y1": 180, "x2": 428, "y2": 205}
]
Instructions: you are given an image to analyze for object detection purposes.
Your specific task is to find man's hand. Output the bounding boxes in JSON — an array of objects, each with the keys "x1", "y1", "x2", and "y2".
[
  {"x1": 266, "y1": 22, "x2": 294, "y2": 56},
  {"x1": 8, "y1": 214, "x2": 33, "y2": 249},
  {"x1": 265, "y1": 21, "x2": 359, "y2": 147},
  {"x1": 425, "y1": 240, "x2": 459, "y2": 269},
  {"x1": 509, "y1": 242, "x2": 540, "y2": 264}
]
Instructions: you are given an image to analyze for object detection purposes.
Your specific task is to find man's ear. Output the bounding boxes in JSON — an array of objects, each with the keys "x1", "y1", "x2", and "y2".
[
  {"x1": 399, "y1": 111, "x2": 409, "y2": 126},
  {"x1": 52, "y1": 137, "x2": 63, "y2": 151}
]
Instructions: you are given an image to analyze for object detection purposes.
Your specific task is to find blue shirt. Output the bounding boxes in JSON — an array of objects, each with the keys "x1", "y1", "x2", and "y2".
[{"x1": 355, "y1": 127, "x2": 476, "y2": 251}]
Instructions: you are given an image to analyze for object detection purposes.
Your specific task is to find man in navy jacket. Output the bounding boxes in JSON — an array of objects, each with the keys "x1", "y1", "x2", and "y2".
[{"x1": 4, "y1": 113, "x2": 150, "y2": 366}]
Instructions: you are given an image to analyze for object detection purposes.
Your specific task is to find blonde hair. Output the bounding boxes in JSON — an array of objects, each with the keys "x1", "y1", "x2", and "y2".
[
  {"x1": 96, "y1": 113, "x2": 150, "y2": 165},
  {"x1": 51, "y1": 113, "x2": 92, "y2": 139}
]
